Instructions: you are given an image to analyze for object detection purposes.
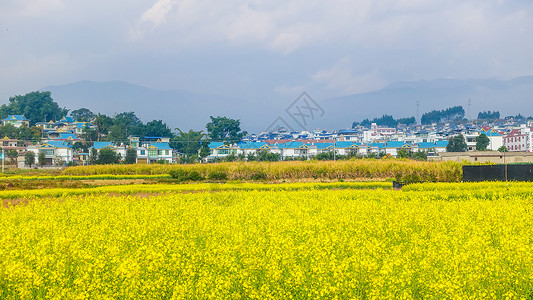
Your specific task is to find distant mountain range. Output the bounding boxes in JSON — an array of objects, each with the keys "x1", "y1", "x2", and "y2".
[{"x1": 43, "y1": 76, "x2": 533, "y2": 133}]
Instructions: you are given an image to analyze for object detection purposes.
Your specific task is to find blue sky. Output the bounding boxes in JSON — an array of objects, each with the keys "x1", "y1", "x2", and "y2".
[{"x1": 1, "y1": 0, "x2": 532, "y2": 103}]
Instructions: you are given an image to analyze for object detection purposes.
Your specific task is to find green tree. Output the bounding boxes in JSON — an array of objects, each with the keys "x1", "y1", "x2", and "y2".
[
  {"x1": 6, "y1": 149, "x2": 18, "y2": 165},
  {"x1": 475, "y1": 134, "x2": 490, "y2": 151},
  {"x1": 142, "y1": 120, "x2": 172, "y2": 137},
  {"x1": 206, "y1": 116, "x2": 247, "y2": 143},
  {"x1": 89, "y1": 148, "x2": 98, "y2": 165},
  {"x1": 97, "y1": 148, "x2": 120, "y2": 164},
  {"x1": 93, "y1": 114, "x2": 113, "y2": 140},
  {"x1": 70, "y1": 108, "x2": 95, "y2": 122},
  {"x1": 0, "y1": 91, "x2": 69, "y2": 126},
  {"x1": 412, "y1": 150, "x2": 428, "y2": 161},
  {"x1": 171, "y1": 129, "x2": 208, "y2": 162},
  {"x1": 498, "y1": 146, "x2": 508, "y2": 152},
  {"x1": 396, "y1": 148, "x2": 410, "y2": 159},
  {"x1": 125, "y1": 147, "x2": 137, "y2": 164},
  {"x1": 38, "y1": 152, "x2": 46, "y2": 167},
  {"x1": 446, "y1": 134, "x2": 468, "y2": 152},
  {"x1": 25, "y1": 151, "x2": 35, "y2": 168}
]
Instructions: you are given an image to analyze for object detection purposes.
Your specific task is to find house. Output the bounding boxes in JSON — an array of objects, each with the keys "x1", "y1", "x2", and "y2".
[
  {"x1": 278, "y1": 142, "x2": 315, "y2": 158},
  {"x1": 54, "y1": 133, "x2": 80, "y2": 143},
  {"x1": 90, "y1": 142, "x2": 127, "y2": 160},
  {"x1": 479, "y1": 129, "x2": 503, "y2": 151},
  {"x1": 2, "y1": 115, "x2": 30, "y2": 128},
  {"x1": 503, "y1": 128, "x2": 531, "y2": 152},
  {"x1": 73, "y1": 150, "x2": 90, "y2": 166},
  {"x1": 208, "y1": 142, "x2": 238, "y2": 160},
  {"x1": 26, "y1": 141, "x2": 74, "y2": 166},
  {"x1": 383, "y1": 141, "x2": 411, "y2": 157},
  {"x1": 145, "y1": 142, "x2": 173, "y2": 163}
]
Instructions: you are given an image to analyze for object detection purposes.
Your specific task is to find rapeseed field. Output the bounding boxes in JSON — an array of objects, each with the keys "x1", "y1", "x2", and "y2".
[{"x1": 1, "y1": 184, "x2": 532, "y2": 298}]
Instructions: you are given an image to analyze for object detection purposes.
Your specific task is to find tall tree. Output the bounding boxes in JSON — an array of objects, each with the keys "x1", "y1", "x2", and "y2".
[
  {"x1": 171, "y1": 129, "x2": 207, "y2": 162},
  {"x1": 125, "y1": 147, "x2": 137, "y2": 164},
  {"x1": 476, "y1": 134, "x2": 490, "y2": 151},
  {"x1": 97, "y1": 148, "x2": 120, "y2": 164},
  {"x1": 142, "y1": 120, "x2": 173, "y2": 137},
  {"x1": 446, "y1": 134, "x2": 467, "y2": 152},
  {"x1": 38, "y1": 152, "x2": 46, "y2": 167},
  {"x1": 206, "y1": 116, "x2": 247, "y2": 142},
  {"x1": 25, "y1": 151, "x2": 35, "y2": 168},
  {"x1": 0, "y1": 91, "x2": 69, "y2": 126},
  {"x1": 70, "y1": 108, "x2": 95, "y2": 122}
]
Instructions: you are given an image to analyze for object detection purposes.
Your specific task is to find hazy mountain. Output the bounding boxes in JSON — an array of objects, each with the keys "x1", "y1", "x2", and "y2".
[
  {"x1": 44, "y1": 80, "x2": 262, "y2": 131},
  {"x1": 318, "y1": 76, "x2": 533, "y2": 129},
  {"x1": 43, "y1": 77, "x2": 533, "y2": 133}
]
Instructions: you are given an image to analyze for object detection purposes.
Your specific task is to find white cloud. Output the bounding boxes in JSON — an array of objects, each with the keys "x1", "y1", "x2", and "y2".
[
  {"x1": 0, "y1": 0, "x2": 64, "y2": 18},
  {"x1": 140, "y1": 0, "x2": 175, "y2": 26}
]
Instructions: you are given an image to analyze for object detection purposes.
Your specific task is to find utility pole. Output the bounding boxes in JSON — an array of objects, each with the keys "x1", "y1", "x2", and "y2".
[
  {"x1": 2, "y1": 147, "x2": 4, "y2": 173},
  {"x1": 416, "y1": 101, "x2": 420, "y2": 125},
  {"x1": 467, "y1": 98, "x2": 472, "y2": 121}
]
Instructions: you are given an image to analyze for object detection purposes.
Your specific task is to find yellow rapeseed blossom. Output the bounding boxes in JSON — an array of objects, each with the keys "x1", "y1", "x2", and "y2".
[{"x1": 0, "y1": 183, "x2": 532, "y2": 298}]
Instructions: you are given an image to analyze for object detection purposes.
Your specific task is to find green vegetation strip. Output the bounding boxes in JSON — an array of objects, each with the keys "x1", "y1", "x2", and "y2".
[
  {"x1": 0, "y1": 174, "x2": 172, "y2": 181},
  {"x1": 0, "y1": 182, "x2": 391, "y2": 199}
]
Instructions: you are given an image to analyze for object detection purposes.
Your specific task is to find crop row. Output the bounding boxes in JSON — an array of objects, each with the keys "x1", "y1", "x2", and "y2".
[
  {"x1": 62, "y1": 160, "x2": 464, "y2": 182},
  {"x1": 0, "y1": 174, "x2": 172, "y2": 181},
  {"x1": 0, "y1": 182, "x2": 392, "y2": 200}
]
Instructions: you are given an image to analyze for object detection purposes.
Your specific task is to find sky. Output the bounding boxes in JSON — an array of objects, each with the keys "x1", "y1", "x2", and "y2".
[{"x1": 1, "y1": 0, "x2": 532, "y2": 105}]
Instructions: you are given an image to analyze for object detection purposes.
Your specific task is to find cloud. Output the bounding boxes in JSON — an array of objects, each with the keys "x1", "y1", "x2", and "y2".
[
  {"x1": 312, "y1": 57, "x2": 387, "y2": 95},
  {"x1": 0, "y1": 0, "x2": 64, "y2": 18},
  {"x1": 140, "y1": 0, "x2": 175, "y2": 26}
]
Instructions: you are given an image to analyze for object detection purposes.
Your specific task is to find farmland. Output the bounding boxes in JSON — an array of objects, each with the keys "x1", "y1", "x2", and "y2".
[{"x1": 1, "y1": 169, "x2": 532, "y2": 298}]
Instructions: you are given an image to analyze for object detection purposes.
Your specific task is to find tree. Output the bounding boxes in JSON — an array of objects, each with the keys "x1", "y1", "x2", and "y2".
[
  {"x1": 93, "y1": 114, "x2": 113, "y2": 140},
  {"x1": 97, "y1": 148, "x2": 120, "y2": 164},
  {"x1": 125, "y1": 147, "x2": 137, "y2": 164},
  {"x1": 421, "y1": 106, "x2": 465, "y2": 125},
  {"x1": 171, "y1": 129, "x2": 209, "y2": 162},
  {"x1": 446, "y1": 134, "x2": 467, "y2": 152},
  {"x1": 141, "y1": 120, "x2": 172, "y2": 137},
  {"x1": 498, "y1": 146, "x2": 508, "y2": 152},
  {"x1": 396, "y1": 148, "x2": 410, "y2": 159},
  {"x1": 206, "y1": 116, "x2": 247, "y2": 143},
  {"x1": 475, "y1": 134, "x2": 490, "y2": 151},
  {"x1": 89, "y1": 148, "x2": 98, "y2": 165},
  {"x1": 478, "y1": 111, "x2": 500, "y2": 120},
  {"x1": 6, "y1": 149, "x2": 18, "y2": 164},
  {"x1": 38, "y1": 152, "x2": 46, "y2": 167},
  {"x1": 25, "y1": 151, "x2": 35, "y2": 168},
  {"x1": 70, "y1": 108, "x2": 95, "y2": 122},
  {"x1": 0, "y1": 91, "x2": 69, "y2": 126}
]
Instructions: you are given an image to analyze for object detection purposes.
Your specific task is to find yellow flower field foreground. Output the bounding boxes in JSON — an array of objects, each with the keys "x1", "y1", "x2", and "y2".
[{"x1": 1, "y1": 184, "x2": 533, "y2": 298}]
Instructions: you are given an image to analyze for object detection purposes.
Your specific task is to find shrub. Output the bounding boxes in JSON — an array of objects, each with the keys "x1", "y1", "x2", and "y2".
[{"x1": 208, "y1": 170, "x2": 228, "y2": 181}]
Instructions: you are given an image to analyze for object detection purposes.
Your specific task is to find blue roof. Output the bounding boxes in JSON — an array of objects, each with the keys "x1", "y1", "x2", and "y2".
[
  {"x1": 370, "y1": 143, "x2": 386, "y2": 149},
  {"x1": 385, "y1": 141, "x2": 408, "y2": 148},
  {"x1": 435, "y1": 141, "x2": 449, "y2": 147},
  {"x1": 338, "y1": 129, "x2": 358, "y2": 134},
  {"x1": 480, "y1": 130, "x2": 502, "y2": 137},
  {"x1": 60, "y1": 116, "x2": 75, "y2": 123},
  {"x1": 3, "y1": 115, "x2": 28, "y2": 121},
  {"x1": 148, "y1": 142, "x2": 172, "y2": 150},
  {"x1": 91, "y1": 142, "x2": 115, "y2": 150},
  {"x1": 417, "y1": 142, "x2": 436, "y2": 149},
  {"x1": 55, "y1": 133, "x2": 78, "y2": 140},
  {"x1": 316, "y1": 143, "x2": 334, "y2": 149},
  {"x1": 241, "y1": 142, "x2": 269, "y2": 149},
  {"x1": 42, "y1": 141, "x2": 72, "y2": 148},
  {"x1": 334, "y1": 141, "x2": 356, "y2": 148},
  {"x1": 278, "y1": 142, "x2": 308, "y2": 149},
  {"x1": 208, "y1": 142, "x2": 224, "y2": 149}
]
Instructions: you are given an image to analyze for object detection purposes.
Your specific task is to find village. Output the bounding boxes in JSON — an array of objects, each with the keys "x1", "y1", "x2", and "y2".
[{"x1": 2, "y1": 113, "x2": 533, "y2": 168}]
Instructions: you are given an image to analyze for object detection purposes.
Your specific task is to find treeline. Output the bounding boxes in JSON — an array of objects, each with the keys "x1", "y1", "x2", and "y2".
[
  {"x1": 1, "y1": 91, "x2": 249, "y2": 163},
  {"x1": 421, "y1": 106, "x2": 464, "y2": 125},
  {"x1": 477, "y1": 111, "x2": 500, "y2": 120},
  {"x1": 352, "y1": 115, "x2": 416, "y2": 128}
]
